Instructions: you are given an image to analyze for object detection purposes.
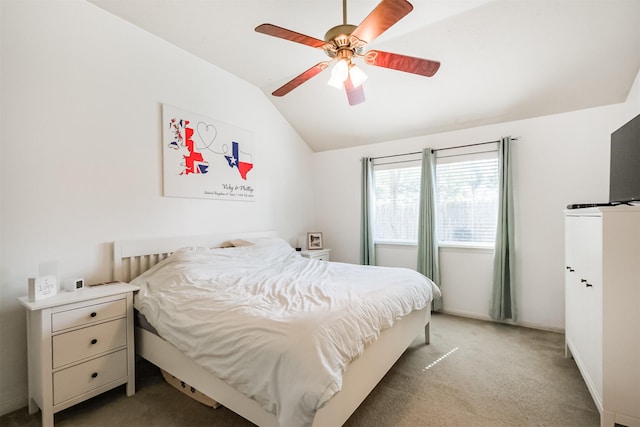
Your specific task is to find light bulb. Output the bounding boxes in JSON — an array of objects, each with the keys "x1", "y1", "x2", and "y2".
[
  {"x1": 328, "y1": 59, "x2": 349, "y2": 90},
  {"x1": 349, "y1": 64, "x2": 368, "y2": 88}
]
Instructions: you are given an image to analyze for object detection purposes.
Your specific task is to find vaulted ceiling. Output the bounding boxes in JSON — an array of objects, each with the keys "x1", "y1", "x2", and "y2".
[{"x1": 89, "y1": 0, "x2": 640, "y2": 152}]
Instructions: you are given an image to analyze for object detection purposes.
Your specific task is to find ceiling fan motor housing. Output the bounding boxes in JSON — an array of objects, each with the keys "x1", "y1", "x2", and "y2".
[
  {"x1": 324, "y1": 24, "x2": 357, "y2": 44},
  {"x1": 324, "y1": 24, "x2": 365, "y2": 59}
]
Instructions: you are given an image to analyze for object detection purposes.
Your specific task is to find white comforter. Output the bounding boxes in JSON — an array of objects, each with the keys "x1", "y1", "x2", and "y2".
[{"x1": 131, "y1": 238, "x2": 439, "y2": 427}]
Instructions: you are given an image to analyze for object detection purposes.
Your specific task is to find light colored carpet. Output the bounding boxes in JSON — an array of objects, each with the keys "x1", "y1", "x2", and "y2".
[{"x1": 2, "y1": 313, "x2": 599, "y2": 427}]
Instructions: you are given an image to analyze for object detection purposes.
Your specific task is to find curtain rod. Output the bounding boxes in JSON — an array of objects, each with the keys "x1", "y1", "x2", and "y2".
[{"x1": 369, "y1": 137, "x2": 519, "y2": 161}]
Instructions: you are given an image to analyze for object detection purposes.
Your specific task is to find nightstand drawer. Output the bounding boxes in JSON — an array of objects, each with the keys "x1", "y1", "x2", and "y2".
[
  {"x1": 301, "y1": 249, "x2": 331, "y2": 261},
  {"x1": 53, "y1": 349, "x2": 127, "y2": 405},
  {"x1": 52, "y1": 318, "x2": 127, "y2": 368},
  {"x1": 52, "y1": 299, "x2": 126, "y2": 332}
]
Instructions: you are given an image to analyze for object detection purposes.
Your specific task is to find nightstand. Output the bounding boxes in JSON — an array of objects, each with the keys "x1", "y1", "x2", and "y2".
[
  {"x1": 300, "y1": 248, "x2": 331, "y2": 261},
  {"x1": 18, "y1": 282, "x2": 139, "y2": 427}
]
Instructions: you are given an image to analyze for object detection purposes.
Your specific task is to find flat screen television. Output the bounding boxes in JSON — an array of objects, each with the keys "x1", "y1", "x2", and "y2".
[{"x1": 609, "y1": 113, "x2": 640, "y2": 204}]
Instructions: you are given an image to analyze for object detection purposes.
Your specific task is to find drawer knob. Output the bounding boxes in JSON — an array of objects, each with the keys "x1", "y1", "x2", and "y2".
[
  {"x1": 91, "y1": 372, "x2": 98, "y2": 379},
  {"x1": 91, "y1": 339, "x2": 98, "y2": 345},
  {"x1": 90, "y1": 312, "x2": 97, "y2": 318}
]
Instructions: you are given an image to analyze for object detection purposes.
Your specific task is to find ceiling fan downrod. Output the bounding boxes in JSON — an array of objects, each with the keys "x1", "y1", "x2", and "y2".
[{"x1": 343, "y1": 0, "x2": 347, "y2": 25}]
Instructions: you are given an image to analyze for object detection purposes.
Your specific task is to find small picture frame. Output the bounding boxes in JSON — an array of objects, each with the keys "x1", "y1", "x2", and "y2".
[{"x1": 307, "y1": 232, "x2": 323, "y2": 250}]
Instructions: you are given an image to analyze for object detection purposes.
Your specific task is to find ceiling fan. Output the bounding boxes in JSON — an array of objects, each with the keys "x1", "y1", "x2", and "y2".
[{"x1": 255, "y1": 0, "x2": 441, "y2": 106}]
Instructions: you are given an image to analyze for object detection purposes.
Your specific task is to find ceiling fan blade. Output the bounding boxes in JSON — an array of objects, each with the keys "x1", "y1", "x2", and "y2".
[
  {"x1": 365, "y1": 50, "x2": 440, "y2": 77},
  {"x1": 255, "y1": 23, "x2": 326, "y2": 49},
  {"x1": 272, "y1": 61, "x2": 331, "y2": 97},
  {"x1": 351, "y1": 0, "x2": 413, "y2": 44},
  {"x1": 344, "y1": 76, "x2": 366, "y2": 106}
]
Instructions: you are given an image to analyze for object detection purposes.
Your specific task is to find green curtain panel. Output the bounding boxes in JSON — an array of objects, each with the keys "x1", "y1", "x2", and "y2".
[
  {"x1": 490, "y1": 137, "x2": 517, "y2": 321},
  {"x1": 417, "y1": 148, "x2": 442, "y2": 311},
  {"x1": 360, "y1": 157, "x2": 376, "y2": 265}
]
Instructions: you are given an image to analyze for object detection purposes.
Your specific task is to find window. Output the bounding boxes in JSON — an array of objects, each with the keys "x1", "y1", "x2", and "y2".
[
  {"x1": 372, "y1": 159, "x2": 421, "y2": 243},
  {"x1": 371, "y1": 146, "x2": 499, "y2": 247},
  {"x1": 435, "y1": 155, "x2": 499, "y2": 246}
]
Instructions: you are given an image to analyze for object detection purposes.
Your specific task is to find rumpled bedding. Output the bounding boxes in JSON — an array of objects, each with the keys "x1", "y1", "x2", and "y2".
[{"x1": 131, "y1": 237, "x2": 439, "y2": 427}]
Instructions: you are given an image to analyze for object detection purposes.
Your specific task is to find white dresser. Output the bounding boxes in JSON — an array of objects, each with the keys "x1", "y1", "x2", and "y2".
[
  {"x1": 19, "y1": 282, "x2": 139, "y2": 427},
  {"x1": 564, "y1": 206, "x2": 640, "y2": 427},
  {"x1": 300, "y1": 248, "x2": 331, "y2": 261}
]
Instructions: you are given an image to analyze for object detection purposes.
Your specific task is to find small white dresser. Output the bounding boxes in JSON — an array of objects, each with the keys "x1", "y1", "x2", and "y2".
[
  {"x1": 300, "y1": 248, "x2": 331, "y2": 261},
  {"x1": 19, "y1": 282, "x2": 139, "y2": 427}
]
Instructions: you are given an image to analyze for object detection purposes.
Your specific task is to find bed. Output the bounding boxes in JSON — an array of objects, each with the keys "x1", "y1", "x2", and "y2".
[{"x1": 113, "y1": 231, "x2": 439, "y2": 427}]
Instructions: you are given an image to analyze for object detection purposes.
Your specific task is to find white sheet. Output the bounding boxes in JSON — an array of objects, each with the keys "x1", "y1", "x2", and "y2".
[{"x1": 131, "y1": 238, "x2": 439, "y2": 427}]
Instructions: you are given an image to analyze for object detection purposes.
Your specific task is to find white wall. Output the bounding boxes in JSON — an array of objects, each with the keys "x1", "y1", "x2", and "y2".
[
  {"x1": 624, "y1": 65, "x2": 640, "y2": 120},
  {"x1": 0, "y1": 0, "x2": 315, "y2": 415},
  {"x1": 314, "y1": 69, "x2": 640, "y2": 332}
]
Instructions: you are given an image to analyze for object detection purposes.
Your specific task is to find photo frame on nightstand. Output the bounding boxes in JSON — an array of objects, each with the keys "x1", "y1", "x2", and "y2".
[{"x1": 307, "y1": 232, "x2": 323, "y2": 250}]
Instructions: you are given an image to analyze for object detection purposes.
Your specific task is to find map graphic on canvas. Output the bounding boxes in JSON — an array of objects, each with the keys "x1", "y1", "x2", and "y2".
[{"x1": 162, "y1": 104, "x2": 256, "y2": 201}]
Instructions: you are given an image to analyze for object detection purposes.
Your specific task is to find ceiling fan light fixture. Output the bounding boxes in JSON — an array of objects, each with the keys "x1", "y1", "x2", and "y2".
[
  {"x1": 349, "y1": 64, "x2": 368, "y2": 88},
  {"x1": 328, "y1": 59, "x2": 349, "y2": 89}
]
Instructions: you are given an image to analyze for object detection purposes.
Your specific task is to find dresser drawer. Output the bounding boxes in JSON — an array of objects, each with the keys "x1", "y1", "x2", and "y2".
[
  {"x1": 52, "y1": 318, "x2": 127, "y2": 368},
  {"x1": 52, "y1": 299, "x2": 126, "y2": 332},
  {"x1": 53, "y1": 349, "x2": 127, "y2": 405}
]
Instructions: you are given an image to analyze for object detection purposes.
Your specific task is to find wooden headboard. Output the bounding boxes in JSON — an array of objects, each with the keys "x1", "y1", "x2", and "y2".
[{"x1": 113, "y1": 231, "x2": 279, "y2": 282}]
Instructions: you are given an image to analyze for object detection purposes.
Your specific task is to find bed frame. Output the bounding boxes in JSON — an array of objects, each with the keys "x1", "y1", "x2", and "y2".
[{"x1": 113, "y1": 231, "x2": 431, "y2": 427}]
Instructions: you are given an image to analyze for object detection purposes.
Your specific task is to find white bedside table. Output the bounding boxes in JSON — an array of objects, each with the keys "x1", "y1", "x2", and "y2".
[
  {"x1": 300, "y1": 248, "x2": 331, "y2": 261},
  {"x1": 18, "y1": 282, "x2": 139, "y2": 427}
]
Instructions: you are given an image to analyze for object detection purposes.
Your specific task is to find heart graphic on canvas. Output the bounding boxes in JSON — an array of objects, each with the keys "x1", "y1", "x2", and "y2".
[{"x1": 196, "y1": 122, "x2": 217, "y2": 150}]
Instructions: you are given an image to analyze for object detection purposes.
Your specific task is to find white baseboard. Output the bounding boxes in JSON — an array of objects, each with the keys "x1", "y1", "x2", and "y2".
[{"x1": 439, "y1": 309, "x2": 565, "y2": 334}]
